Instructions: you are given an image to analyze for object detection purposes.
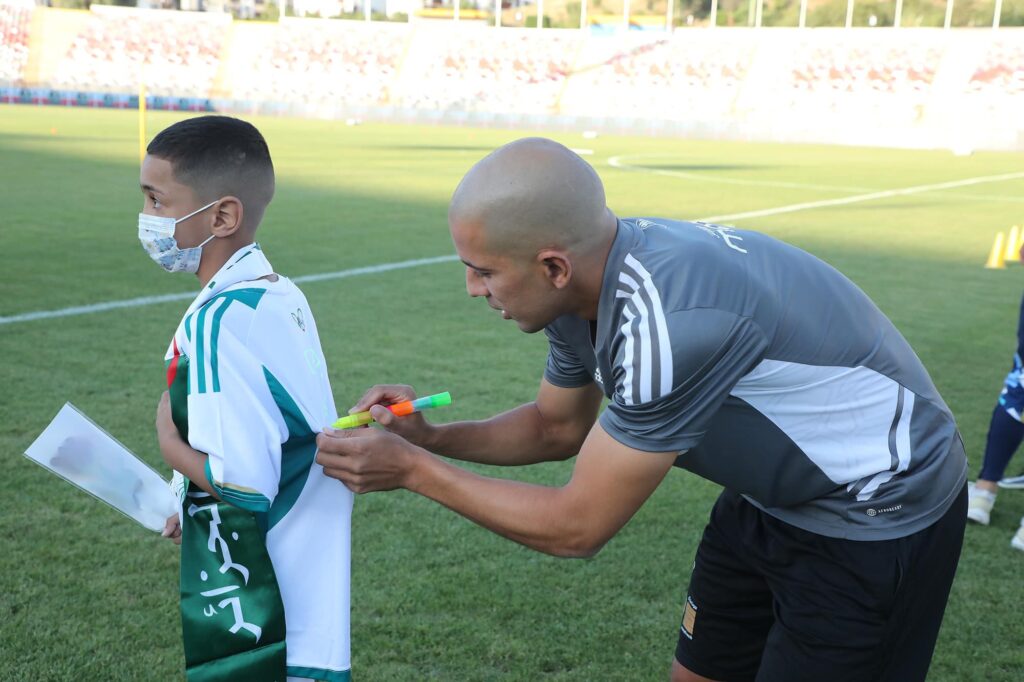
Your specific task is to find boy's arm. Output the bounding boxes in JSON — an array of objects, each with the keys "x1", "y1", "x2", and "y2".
[{"x1": 155, "y1": 391, "x2": 218, "y2": 498}]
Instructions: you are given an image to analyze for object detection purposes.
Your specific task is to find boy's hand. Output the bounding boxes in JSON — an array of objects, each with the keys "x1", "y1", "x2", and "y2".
[
  {"x1": 161, "y1": 513, "x2": 182, "y2": 545},
  {"x1": 155, "y1": 391, "x2": 178, "y2": 445},
  {"x1": 348, "y1": 384, "x2": 437, "y2": 448}
]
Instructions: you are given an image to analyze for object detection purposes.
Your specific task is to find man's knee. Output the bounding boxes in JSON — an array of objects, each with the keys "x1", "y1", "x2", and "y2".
[{"x1": 670, "y1": 658, "x2": 721, "y2": 682}]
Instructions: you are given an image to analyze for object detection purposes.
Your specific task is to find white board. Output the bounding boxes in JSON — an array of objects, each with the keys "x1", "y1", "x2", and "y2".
[{"x1": 25, "y1": 403, "x2": 177, "y2": 532}]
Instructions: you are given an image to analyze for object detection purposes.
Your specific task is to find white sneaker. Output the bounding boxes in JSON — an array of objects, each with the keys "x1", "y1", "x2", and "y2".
[
  {"x1": 1011, "y1": 520, "x2": 1024, "y2": 552},
  {"x1": 967, "y1": 483, "x2": 997, "y2": 525},
  {"x1": 998, "y1": 473, "x2": 1024, "y2": 490}
]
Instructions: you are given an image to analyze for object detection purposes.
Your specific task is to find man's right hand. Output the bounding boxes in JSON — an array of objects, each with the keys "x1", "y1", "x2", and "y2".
[{"x1": 346, "y1": 384, "x2": 437, "y2": 448}]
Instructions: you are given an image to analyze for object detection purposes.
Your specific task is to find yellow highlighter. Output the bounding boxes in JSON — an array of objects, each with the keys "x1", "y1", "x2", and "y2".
[{"x1": 332, "y1": 392, "x2": 452, "y2": 430}]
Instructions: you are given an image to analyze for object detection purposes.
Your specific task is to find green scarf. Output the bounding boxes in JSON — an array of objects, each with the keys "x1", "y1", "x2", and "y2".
[
  {"x1": 179, "y1": 489, "x2": 287, "y2": 681},
  {"x1": 168, "y1": 349, "x2": 287, "y2": 681}
]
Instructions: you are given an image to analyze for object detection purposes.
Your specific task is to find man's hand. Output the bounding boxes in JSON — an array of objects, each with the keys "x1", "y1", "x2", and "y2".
[
  {"x1": 347, "y1": 384, "x2": 437, "y2": 448},
  {"x1": 316, "y1": 426, "x2": 427, "y2": 494},
  {"x1": 161, "y1": 513, "x2": 182, "y2": 545}
]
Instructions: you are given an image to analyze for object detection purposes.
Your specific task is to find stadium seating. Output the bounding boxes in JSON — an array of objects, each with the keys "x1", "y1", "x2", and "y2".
[
  {"x1": 229, "y1": 19, "x2": 406, "y2": 106},
  {"x1": 12, "y1": 8, "x2": 1024, "y2": 150},
  {"x1": 395, "y1": 26, "x2": 581, "y2": 113},
  {"x1": 789, "y1": 39, "x2": 940, "y2": 96},
  {"x1": 969, "y1": 40, "x2": 1024, "y2": 96},
  {"x1": 766, "y1": 32, "x2": 948, "y2": 127},
  {"x1": 560, "y1": 32, "x2": 752, "y2": 119},
  {"x1": 0, "y1": 0, "x2": 33, "y2": 85},
  {"x1": 50, "y1": 5, "x2": 228, "y2": 97}
]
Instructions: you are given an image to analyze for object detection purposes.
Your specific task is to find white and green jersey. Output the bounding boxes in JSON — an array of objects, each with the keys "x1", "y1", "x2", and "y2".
[{"x1": 166, "y1": 243, "x2": 352, "y2": 681}]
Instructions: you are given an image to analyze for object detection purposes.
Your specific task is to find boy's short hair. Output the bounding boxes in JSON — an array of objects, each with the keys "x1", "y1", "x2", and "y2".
[{"x1": 147, "y1": 116, "x2": 275, "y2": 227}]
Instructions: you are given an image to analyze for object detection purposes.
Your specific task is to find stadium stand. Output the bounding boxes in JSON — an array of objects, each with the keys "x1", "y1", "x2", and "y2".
[
  {"x1": 50, "y1": 5, "x2": 228, "y2": 98},
  {"x1": 789, "y1": 39, "x2": 941, "y2": 96},
  {"x1": 395, "y1": 25, "x2": 581, "y2": 113},
  {"x1": 0, "y1": 0, "x2": 33, "y2": 85},
  {"x1": 560, "y1": 32, "x2": 752, "y2": 119},
  {"x1": 7, "y1": 7, "x2": 1024, "y2": 150},
  {"x1": 969, "y1": 40, "x2": 1024, "y2": 96},
  {"x1": 758, "y1": 31, "x2": 949, "y2": 128},
  {"x1": 229, "y1": 18, "x2": 405, "y2": 107}
]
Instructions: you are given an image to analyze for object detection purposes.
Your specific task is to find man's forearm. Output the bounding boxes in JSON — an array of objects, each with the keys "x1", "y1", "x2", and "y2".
[
  {"x1": 407, "y1": 448, "x2": 597, "y2": 557},
  {"x1": 425, "y1": 402, "x2": 584, "y2": 466}
]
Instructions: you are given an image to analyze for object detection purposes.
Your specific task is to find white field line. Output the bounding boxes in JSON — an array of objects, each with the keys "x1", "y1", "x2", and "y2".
[
  {"x1": 696, "y1": 170, "x2": 1024, "y2": 224},
  {"x1": 0, "y1": 254, "x2": 460, "y2": 327},
  {"x1": 5, "y1": 166, "x2": 1024, "y2": 327},
  {"x1": 609, "y1": 153, "x2": 1024, "y2": 203},
  {"x1": 608, "y1": 154, "x2": 873, "y2": 193}
]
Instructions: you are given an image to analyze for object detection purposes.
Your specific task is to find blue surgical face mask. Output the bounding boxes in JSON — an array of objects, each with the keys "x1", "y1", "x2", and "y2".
[{"x1": 138, "y1": 200, "x2": 218, "y2": 273}]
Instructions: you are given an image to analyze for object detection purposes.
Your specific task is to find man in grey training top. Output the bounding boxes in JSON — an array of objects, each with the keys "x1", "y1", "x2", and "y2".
[{"x1": 316, "y1": 138, "x2": 968, "y2": 681}]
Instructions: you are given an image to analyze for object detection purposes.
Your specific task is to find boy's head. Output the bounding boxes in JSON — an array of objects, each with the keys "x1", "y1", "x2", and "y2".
[{"x1": 139, "y1": 116, "x2": 275, "y2": 279}]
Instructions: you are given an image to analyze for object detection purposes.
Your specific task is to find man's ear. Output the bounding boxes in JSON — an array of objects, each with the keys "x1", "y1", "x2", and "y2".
[
  {"x1": 211, "y1": 196, "x2": 244, "y2": 237},
  {"x1": 538, "y1": 250, "x2": 572, "y2": 290}
]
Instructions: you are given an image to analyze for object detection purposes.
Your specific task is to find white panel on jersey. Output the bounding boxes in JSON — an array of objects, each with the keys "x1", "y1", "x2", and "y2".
[
  {"x1": 619, "y1": 305, "x2": 637, "y2": 405},
  {"x1": 616, "y1": 255, "x2": 674, "y2": 405},
  {"x1": 853, "y1": 390, "x2": 916, "y2": 501},
  {"x1": 730, "y1": 359, "x2": 912, "y2": 485}
]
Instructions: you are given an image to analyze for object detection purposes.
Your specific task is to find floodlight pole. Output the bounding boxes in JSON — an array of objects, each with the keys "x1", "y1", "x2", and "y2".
[
  {"x1": 624, "y1": 0, "x2": 630, "y2": 32},
  {"x1": 580, "y1": 0, "x2": 588, "y2": 30},
  {"x1": 364, "y1": 0, "x2": 370, "y2": 21},
  {"x1": 495, "y1": 0, "x2": 501, "y2": 27},
  {"x1": 666, "y1": 0, "x2": 673, "y2": 32},
  {"x1": 537, "y1": 0, "x2": 543, "y2": 28},
  {"x1": 798, "y1": 0, "x2": 807, "y2": 27},
  {"x1": 454, "y1": 0, "x2": 459, "y2": 22},
  {"x1": 755, "y1": 0, "x2": 763, "y2": 26},
  {"x1": 894, "y1": 0, "x2": 902, "y2": 27},
  {"x1": 845, "y1": 0, "x2": 854, "y2": 27},
  {"x1": 710, "y1": 0, "x2": 718, "y2": 27},
  {"x1": 993, "y1": 0, "x2": 1002, "y2": 27},
  {"x1": 944, "y1": 0, "x2": 953, "y2": 28}
]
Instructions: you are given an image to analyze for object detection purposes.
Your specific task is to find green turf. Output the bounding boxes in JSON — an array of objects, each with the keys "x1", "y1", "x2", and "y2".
[{"x1": 2, "y1": 105, "x2": 1023, "y2": 680}]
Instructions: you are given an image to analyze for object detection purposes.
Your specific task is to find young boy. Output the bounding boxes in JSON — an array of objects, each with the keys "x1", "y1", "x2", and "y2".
[{"x1": 143, "y1": 115, "x2": 352, "y2": 681}]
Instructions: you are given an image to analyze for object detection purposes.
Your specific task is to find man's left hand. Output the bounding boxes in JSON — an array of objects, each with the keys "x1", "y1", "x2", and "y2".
[{"x1": 316, "y1": 422, "x2": 425, "y2": 494}]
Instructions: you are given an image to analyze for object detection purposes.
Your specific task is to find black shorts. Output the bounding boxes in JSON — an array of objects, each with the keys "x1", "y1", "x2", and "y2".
[{"x1": 675, "y1": 486, "x2": 967, "y2": 682}]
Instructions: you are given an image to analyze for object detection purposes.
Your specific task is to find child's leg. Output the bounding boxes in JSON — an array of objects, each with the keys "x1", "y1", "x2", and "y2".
[
  {"x1": 980, "y1": 291, "x2": 1024, "y2": 487},
  {"x1": 979, "y1": 405, "x2": 1024, "y2": 484}
]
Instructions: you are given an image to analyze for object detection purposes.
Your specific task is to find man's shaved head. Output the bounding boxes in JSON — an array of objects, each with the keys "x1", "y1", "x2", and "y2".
[
  {"x1": 449, "y1": 138, "x2": 618, "y2": 332},
  {"x1": 449, "y1": 138, "x2": 612, "y2": 257}
]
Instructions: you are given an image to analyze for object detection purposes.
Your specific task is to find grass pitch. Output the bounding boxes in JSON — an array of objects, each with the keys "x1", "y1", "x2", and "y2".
[{"x1": 1, "y1": 105, "x2": 1023, "y2": 680}]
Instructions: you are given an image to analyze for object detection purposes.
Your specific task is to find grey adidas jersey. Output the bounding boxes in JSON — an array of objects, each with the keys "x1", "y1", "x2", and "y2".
[{"x1": 544, "y1": 218, "x2": 966, "y2": 541}]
